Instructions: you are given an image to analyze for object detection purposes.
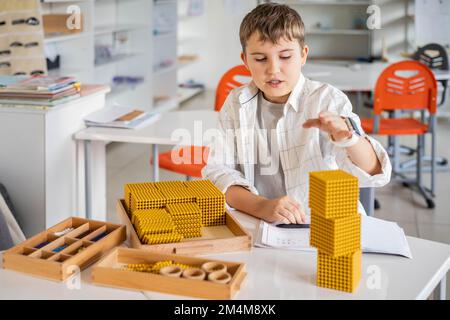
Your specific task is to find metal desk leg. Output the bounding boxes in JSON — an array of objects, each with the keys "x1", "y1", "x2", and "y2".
[
  {"x1": 152, "y1": 144, "x2": 159, "y2": 182},
  {"x1": 84, "y1": 140, "x2": 92, "y2": 220}
]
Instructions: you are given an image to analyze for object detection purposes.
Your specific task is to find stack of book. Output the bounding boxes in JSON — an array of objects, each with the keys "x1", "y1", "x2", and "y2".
[
  {"x1": 84, "y1": 106, "x2": 161, "y2": 129},
  {"x1": 0, "y1": 75, "x2": 81, "y2": 107}
]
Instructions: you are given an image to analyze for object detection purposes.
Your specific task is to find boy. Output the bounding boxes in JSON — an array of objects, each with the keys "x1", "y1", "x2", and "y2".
[{"x1": 202, "y1": 3, "x2": 391, "y2": 224}]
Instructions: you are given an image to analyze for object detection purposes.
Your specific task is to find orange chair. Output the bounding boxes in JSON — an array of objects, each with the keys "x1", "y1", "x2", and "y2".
[
  {"x1": 360, "y1": 61, "x2": 437, "y2": 208},
  {"x1": 154, "y1": 65, "x2": 251, "y2": 180}
]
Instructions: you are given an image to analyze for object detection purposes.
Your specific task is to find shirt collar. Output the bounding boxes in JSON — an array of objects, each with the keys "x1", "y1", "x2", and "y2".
[
  {"x1": 238, "y1": 73, "x2": 306, "y2": 112},
  {"x1": 286, "y1": 73, "x2": 306, "y2": 113}
]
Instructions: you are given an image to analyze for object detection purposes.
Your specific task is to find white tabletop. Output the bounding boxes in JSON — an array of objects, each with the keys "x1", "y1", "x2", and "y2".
[
  {"x1": 1, "y1": 210, "x2": 449, "y2": 300},
  {"x1": 303, "y1": 61, "x2": 450, "y2": 92},
  {"x1": 75, "y1": 110, "x2": 218, "y2": 146}
]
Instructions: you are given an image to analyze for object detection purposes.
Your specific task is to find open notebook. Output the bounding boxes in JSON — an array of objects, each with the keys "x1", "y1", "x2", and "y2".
[{"x1": 255, "y1": 215, "x2": 413, "y2": 259}]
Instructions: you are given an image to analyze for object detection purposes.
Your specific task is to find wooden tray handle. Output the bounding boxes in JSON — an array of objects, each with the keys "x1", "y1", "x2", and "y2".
[{"x1": 174, "y1": 244, "x2": 215, "y2": 255}]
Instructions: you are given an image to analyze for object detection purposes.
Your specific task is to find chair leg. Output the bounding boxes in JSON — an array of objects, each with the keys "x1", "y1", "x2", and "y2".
[
  {"x1": 431, "y1": 129, "x2": 436, "y2": 197},
  {"x1": 416, "y1": 134, "x2": 435, "y2": 209}
]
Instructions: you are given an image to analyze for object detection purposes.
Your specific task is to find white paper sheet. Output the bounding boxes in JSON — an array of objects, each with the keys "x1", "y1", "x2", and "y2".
[{"x1": 255, "y1": 215, "x2": 413, "y2": 258}]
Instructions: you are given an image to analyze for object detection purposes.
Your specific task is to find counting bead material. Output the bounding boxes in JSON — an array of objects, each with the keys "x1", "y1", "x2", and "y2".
[
  {"x1": 123, "y1": 260, "x2": 194, "y2": 274},
  {"x1": 124, "y1": 183, "x2": 158, "y2": 214},
  {"x1": 317, "y1": 250, "x2": 361, "y2": 293},
  {"x1": 166, "y1": 203, "x2": 202, "y2": 238},
  {"x1": 309, "y1": 170, "x2": 361, "y2": 293},
  {"x1": 310, "y1": 211, "x2": 361, "y2": 257},
  {"x1": 309, "y1": 170, "x2": 359, "y2": 219},
  {"x1": 130, "y1": 189, "x2": 166, "y2": 212},
  {"x1": 185, "y1": 180, "x2": 226, "y2": 226},
  {"x1": 142, "y1": 232, "x2": 184, "y2": 245},
  {"x1": 123, "y1": 179, "x2": 227, "y2": 244}
]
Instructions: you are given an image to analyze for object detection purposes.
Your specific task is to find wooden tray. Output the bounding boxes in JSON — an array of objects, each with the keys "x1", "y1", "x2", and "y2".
[
  {"x1": 2, "y1": 217, "x2": 126, "y2": 281},
  {"x1": 117, "y1": 199, "x2": 252, "y2": 255},
  {"x1": 91, "y1": 247, "x2": 246, "y2": 299}
]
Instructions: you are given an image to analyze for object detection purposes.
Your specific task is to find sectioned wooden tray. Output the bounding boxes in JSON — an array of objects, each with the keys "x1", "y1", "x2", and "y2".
[
  {"x1": 91, "y1": 247, "x2": 247, "y2": 299},
  {"x1": 2, "y1": 217, "x2": 126, "y2": 281},
  {"x1": 117, "y1": 199, "x2": 252, "y2": 255}
]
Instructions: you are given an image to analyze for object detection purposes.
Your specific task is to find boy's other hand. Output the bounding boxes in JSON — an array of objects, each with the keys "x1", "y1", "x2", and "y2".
[
  {"x1": 258, "y1": 196, "x2": 306, "y2": 224},
  {"x1": 303, "y1": 111, "x2": 351, "y2": 142}
]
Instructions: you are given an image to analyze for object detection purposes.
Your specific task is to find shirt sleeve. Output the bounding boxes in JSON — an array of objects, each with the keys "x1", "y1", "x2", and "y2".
[
  {"x1": 201, "y1": 93, "x2": 259, "y2": 196},
  {"x1": 324, "y1": 91, "x2": 392, "y2": 188}
]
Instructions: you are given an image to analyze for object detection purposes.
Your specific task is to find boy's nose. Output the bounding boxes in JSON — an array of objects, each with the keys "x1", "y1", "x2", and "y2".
[{"x1": 267, "y1": 60, "x2": 281, "y2": 75}]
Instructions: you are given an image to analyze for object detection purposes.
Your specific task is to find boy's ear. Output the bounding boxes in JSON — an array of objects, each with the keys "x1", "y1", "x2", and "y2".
[
  {"x1": 301, "y1": 45, "x2": 309, "y2": 66},
  {"x1": 240, "y1": 52, "x2": 248, "y2": 68}
]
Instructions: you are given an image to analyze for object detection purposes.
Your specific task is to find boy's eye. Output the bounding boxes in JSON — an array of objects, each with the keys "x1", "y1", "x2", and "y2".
[
  {"x1": 280, "y1": 56, "x2": 291, "y2": 60},
  {"x1": 255, "y1": 57, "x2": 266, "y2": 62}
]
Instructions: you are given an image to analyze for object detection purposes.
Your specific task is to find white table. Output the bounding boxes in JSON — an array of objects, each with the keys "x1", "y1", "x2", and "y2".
[
  {"x1": 1, "y1": 210, "x2": 449, "y2": 300},
  {"x1": 74, "y1": 110, "x2": 218, "y2": 221},
  {"x1": 303, "y1": 61, "x2": 450, "y2": 112}
]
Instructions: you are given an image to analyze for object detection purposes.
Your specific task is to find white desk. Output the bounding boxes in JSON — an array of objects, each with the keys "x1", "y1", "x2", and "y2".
[
  {"x1": 1, "y1": 210, "x2": 449, "y2": 300},
  {"x1": 74, "y1": 110, "x2": 218, "y2": 221},
  {"x1": 303, "y1": 61, "x2": 450, "y2": 112}
]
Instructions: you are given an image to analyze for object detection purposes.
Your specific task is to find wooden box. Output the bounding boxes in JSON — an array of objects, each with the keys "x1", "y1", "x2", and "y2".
[
  {"x1": 117, "y1": 199, "x2": 252, "y2": 255},
  {"x1": 2, "y1": 217, "x2": 126, "y2": 281},
  {"x1": 92, "y1": 247, "x2": 246, "y2": 299},
  {"x1": 43, "y1": 14, "x2": 84, "y2": 35}
]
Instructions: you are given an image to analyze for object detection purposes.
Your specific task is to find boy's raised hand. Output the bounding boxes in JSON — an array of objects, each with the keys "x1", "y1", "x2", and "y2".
[
  {"x1": 258, "y1": 195, "x2": 307, "y2": 224},
  {"x1": 303, "y1": 111, "x2": 351, "y2": 142}
]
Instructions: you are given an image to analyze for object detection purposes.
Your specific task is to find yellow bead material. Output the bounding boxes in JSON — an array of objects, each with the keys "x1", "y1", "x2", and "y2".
[
  {"x1": 309, "y1": 170, "x2": 361, "y2": 293},
  {"x1": 309, "y1": 170, "x2": 359, "y2": 219},
  {"x1": 166, "y1": 203, "x2": 202, "y2": 238},
  {"x1": 124, "y1": 179, "x2": 227, "y2": 244},
  {"x1": 123, "y1": 260, "x2": 194, "y2": 274},
  {"x1": 310, "y1": 211, "x2": 361, "y2": 257},
  {"x1": 317, "y1": 250, "x2": 362, "y2": 293},
  {"x1": 130, "y1": 189, "x2": 166, "y2": 213},
  {"x1": 185, "y1": 180, "x2": 226, "y2": 226},
  {"x1": 124, "y1": 183, "x2": 159, "y2": 214},
  {"x1": 142, "y1": 232, "x2": 184, "y2": 245}
]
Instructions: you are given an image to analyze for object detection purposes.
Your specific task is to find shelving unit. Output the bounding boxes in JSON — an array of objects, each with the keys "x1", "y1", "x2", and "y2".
[
  {"x1": 176, "y1": 0, "x2": 205, "y2": 104},
  {"x1": 40, "y1": 0, "x2": 156, "y2": 111},
  {"x1": 152, "y1": 0, "x2": 179, "y2": 111},
  {"x1": 282, "y1": 0, "x2": 374, "y2": 60}
]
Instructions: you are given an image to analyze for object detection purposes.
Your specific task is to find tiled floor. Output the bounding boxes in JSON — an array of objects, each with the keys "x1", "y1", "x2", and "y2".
[{"x1": 105, "y1": 89, "x2": 450, "y2": 299}]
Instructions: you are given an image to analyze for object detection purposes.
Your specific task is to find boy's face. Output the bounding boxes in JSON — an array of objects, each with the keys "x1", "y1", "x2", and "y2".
[{"x1": 241, "y1": 32, "x2": 308, "y2": 104}]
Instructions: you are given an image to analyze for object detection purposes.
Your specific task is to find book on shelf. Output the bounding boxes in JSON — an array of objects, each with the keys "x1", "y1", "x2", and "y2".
[
  {"x1": 0, "y1": 75, "x2": 78, "y2": 92},
  {"x1": 84, "y1": 106, "x2": 161, "y2": 129},
  {"x1": 0, "y1": 75, "x2": 81, "y2": 106},
  {"x1": 0, "y1": 94, "x2": 81, "y2": 106}
]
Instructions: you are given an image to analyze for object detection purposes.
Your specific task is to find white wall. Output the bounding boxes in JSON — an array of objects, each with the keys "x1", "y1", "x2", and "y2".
[
  {"x1": 178, "y1": 0, "x2": 415, "y2": 90},
  {"x1": 178, "y1": 0, "x2": 257, "y2": 90}
]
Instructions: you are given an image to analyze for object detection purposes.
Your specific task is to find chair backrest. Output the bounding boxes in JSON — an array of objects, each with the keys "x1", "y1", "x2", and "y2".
[
  {"x1": 414, "y1": 43, "x2": 449, "y2": 71},
  {"x1": 214, "y1": 65, "x2": 251, "y2": 112},
  {"x1": 374, "y1": 60, "x2": 437, "y2": 115}
]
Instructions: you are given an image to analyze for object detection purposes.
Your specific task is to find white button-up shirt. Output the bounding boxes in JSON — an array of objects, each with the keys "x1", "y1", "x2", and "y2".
[{"x1": 201, "y1": 73, "x2": 392, "y2": 215}]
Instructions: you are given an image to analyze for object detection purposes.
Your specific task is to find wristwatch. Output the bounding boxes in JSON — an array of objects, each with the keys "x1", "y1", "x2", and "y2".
[
  {"x1": 344, "y1": 116, "x2": 362, "y2": 137},
  {"x1": 330, "y1": 117, "x2": 362, "y2": 148}
]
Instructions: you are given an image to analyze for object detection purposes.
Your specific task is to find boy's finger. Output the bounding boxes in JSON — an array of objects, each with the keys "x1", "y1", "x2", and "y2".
[
  {"x1": 302, "y1": 119, "x2": 321, "y2": 128},
  {"x1": 299, "y1": 209, "x2": 307, "y2": 224},
  {"x1": 292, "y1": 208, "x2": 304, "y2": 224},
  {"x1": 284, "y1": 200, "x2": 304, "y2": 224},
  {"x1": 276, "y1": 215, "x2": 290, "y2": 224},
  {"x1": 278, "y1": 208, "x2": 296, "y2": 224}
]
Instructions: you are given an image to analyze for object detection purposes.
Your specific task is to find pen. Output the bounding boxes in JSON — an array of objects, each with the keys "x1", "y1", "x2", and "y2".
[{"x1": 276, "y1": 223, "x2": 310, "y2": 229}]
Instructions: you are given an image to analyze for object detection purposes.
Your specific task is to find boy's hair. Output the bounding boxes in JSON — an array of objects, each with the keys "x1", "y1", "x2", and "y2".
[{"x1": 239, "y1": 3, "x2": 305, "y2": 53}]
